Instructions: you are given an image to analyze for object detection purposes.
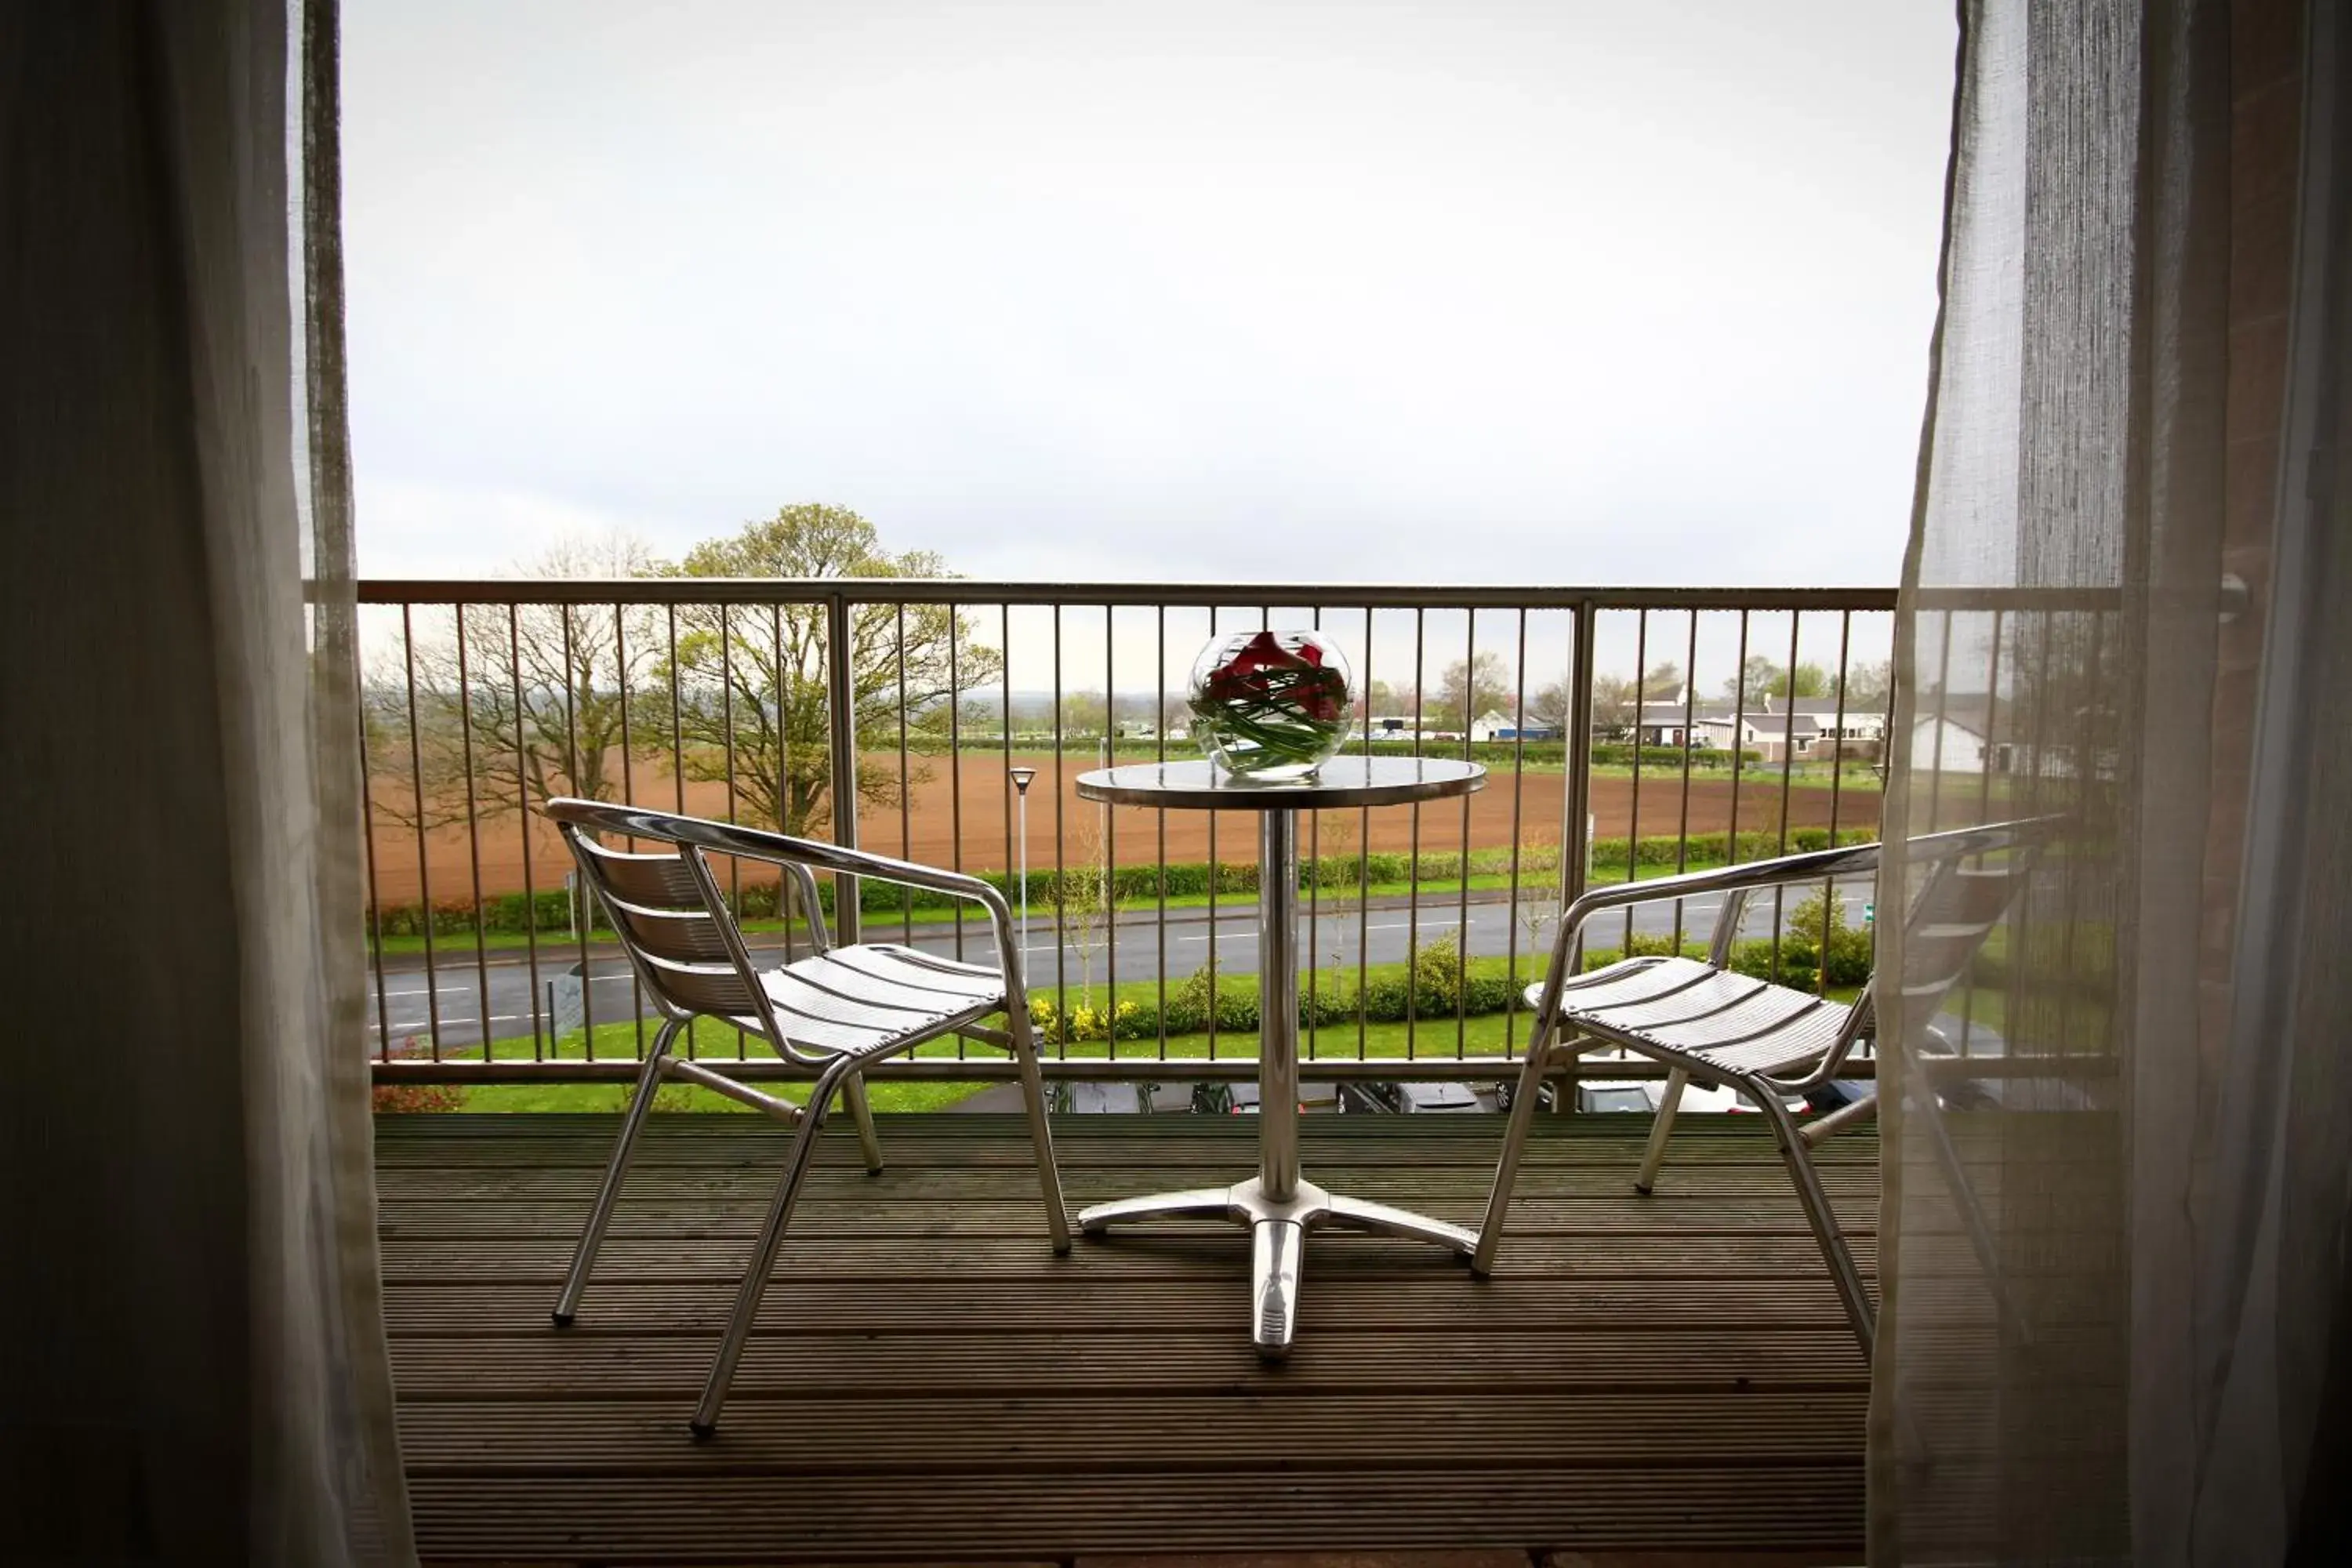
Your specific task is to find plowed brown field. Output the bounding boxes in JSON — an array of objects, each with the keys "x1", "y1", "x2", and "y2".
[{"x1": 365, "y1": 751, "x2": 1882, "y2": 906}]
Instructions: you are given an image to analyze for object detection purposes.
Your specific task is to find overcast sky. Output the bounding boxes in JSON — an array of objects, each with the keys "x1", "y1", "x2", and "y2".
[{"x1": 342, "y1": 0, "x2": 1957, "y2": 597}]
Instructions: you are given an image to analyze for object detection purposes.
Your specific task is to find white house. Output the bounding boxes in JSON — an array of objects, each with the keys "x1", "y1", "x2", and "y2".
[
  {"x1": 1690, "y1": 697, "x2": 1889, "y2": 763},
  {"x1": 1911, "y1": 698, "x2": 2089, "y2": 778},
  {"x1": 1911, "y1": 713, "x2": 1995, "y2": 774}
]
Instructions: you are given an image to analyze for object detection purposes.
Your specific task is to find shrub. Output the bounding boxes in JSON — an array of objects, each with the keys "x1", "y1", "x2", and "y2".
[{"x1": 372, "y1": 1040, "x2": 465, "y2": 1113}]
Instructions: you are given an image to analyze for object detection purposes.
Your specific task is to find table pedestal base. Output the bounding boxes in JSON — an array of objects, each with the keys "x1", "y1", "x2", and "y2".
[{"x1": 1077, "y1": 1178, "x2": 1476, "y2": 1359}]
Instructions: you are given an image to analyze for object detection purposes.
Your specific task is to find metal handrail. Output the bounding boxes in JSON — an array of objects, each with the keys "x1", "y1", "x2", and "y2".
[
  {"x1": 361, "y1": 577, "x2": 1916, "y2": 1080},
  {"x1": 357, "y1": 578, "x2": 1899, "y2": 610},
  {"x1": 546, "y1": 797, "x2": 1026, "y2": 964}
]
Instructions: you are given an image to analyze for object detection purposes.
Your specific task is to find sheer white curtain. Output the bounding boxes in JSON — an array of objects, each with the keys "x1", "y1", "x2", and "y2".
[
  {"x1": 1872, "y1": 1, "x2": 2352, "y2": 1561},
  {"x1": 0, "y1": 1, "x2": 412, "y2": 1560}
]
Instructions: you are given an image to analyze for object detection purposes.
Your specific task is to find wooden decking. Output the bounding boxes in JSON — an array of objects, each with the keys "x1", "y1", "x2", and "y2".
[{"x1": 378, "y1": 1112, "x2": 1876, "y2": 1566}]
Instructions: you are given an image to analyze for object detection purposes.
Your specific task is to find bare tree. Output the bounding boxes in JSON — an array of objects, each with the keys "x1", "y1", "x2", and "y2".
[
  {"x1": 1051, "y1": 815, "x2": 1114, "y2": 1007},
  {"x1": 372, "y1": 531, "x2": 664, "y2": 829},
  {"x1": 1587, "y1": 673, "x2": 1639, "y2": 735}
]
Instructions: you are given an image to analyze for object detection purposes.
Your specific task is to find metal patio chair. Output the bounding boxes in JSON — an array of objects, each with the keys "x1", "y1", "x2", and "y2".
[
  {"x1": 541, "y1": 798, "x2": 1069, "y2": 1438},
  {"x1": 1472, "y1": 818, "x2": 2046, "y2": 1359}
]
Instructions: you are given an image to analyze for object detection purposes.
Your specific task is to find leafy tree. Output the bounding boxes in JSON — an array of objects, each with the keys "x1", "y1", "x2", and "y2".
[
  {"x1": 650, "y1": 505, "x2": 1001, "y2": 839},
  {"x1": 1061, "y1": 689, "x2": 1109, "y2": 737},
  {"x1": 372, "y1": 531, "x2": 663, "y2": 829},
  {"x1": 1362, "y1": 677, "x2": 1414, "y2": 719},
  {"x1": 1839, "y1": 658, "x2": 1893, "y2": 710},
  {"x1": 1435, "y1": 651, "x2": 1512, "y2": 732},
  {"x1": 1722, "y1": 656, "x2": 1831, "y2": 706}
]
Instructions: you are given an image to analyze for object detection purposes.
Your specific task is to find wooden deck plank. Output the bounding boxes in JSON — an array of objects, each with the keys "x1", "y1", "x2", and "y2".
[{"x1": 379, "y1": 1112, "x2": 1875, "y2": 1564}]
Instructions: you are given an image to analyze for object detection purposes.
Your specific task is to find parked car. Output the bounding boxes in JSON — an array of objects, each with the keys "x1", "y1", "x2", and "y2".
[
  {"x1": 1334, "y1": 1080, "x2": 1486, "y2": 1114},
  {"x1": 1492, "y1": 1076, "x2": 1819, "y2": 1116},
  {"x1": 1054, "y1": 1081, "x2": 1195, "y2": 1114},
  {"x1": 1575, "y1": 1082, "x2": 1653, "y2": 1114},
  {"x1": 1190, "y1": 1081, "x2": 1262, "y2": 1115}
]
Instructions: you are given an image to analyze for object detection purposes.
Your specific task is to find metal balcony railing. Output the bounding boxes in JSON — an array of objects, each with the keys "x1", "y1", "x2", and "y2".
[{"x1": 358, "y1": 580, "x2": 1897, "y2": 1087}]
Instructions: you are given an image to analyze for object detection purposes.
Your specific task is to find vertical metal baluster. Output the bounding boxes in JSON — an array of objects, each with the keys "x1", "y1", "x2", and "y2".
[
  {"x1": 1824, "y1": 612, "x2": 1853, "y2": 998},
  {"x1": 720, "y1": 603, "x2": 746, "y2": 1058},
  {"x1": 455, "y1": 608, "x2": 494, "y2": 1063},
  {"x1": 399, "y1": 603, "x2": 441, "y2": 1058},
  {"x1": 1406, "y1": 609, "x2": 1425, "y2": 1059},
  {"x1": 358, "y1": 677, "x2": 391, "y2": 1058},
  {"x1": 1503, "y1": 607, "x2": 1530, "y2": 1053},
  {"x1": 897, "y1": 604, "x2": 914, "y2": 946},
  {"x1": 1957, "y1": 609, "x2": 2005, "y2": 1057},
  {"x1": 1156, "y1": 604, "x2": 1168, "y2": 1060},
  {"x1": 1769, "y1": 612, "x2": 1802, "y2": 980},
  {"x1": 666, "y1": 601, "x2": 691, "y2": 1060},
  {"x1": 1976, "y1": 608, "x2": 2006, "y2": 834},
  {"x1": 1724, "y1": 611, "x2": 1751, "y2": 959},
  {"x1": 1672, "y1": 612, "x2": 1699, "y2": 953},
  {"x1": 1624, "y1": 608, "x2": 1649, "y2": 953},
  {"x1": 1261, "y1": 604, "x2": 1275, "y2": 1062},
  {"x1": 1357, "y1": 604, "x2": 1372, "y2": 1059},
  {"x1": 510, "y1": 604, "x2": 544, "y2": 1059},
  {"x1": 772, "y1": 602, "x2": 793, "y2": 967},
  {"x1": 1103, "y1": 603, "x2": 1117, "y2": 1057},
  {"x1": 615, "y1": 600, "x2": 644, "y2": 1058},
  {"x1": 1306, "y1": 605, "x2": 1323, "y2": 1062},
  {"x1": 1926, "y1": 610, "x2": 1954, "y2": 833},
  {"x1": 2040, "y1": 608, "x2": 2067, "y2": 1057},
  {"x1": 827, "y1": 592, "x2": 862, "y2": 952},
  {"x1": 561, "y1": 603, "x2": 593, "y2": 1061},
  {"x1": 1563, "y1": 602, "x2": 1597, "y2": 998},
  {"x1": 1206, "y1": 604, "x2": 1218, "y2": 1062},
  {"x1": 1048, "y1": 604, "x2": 1065, "y2": 1054},
  {"x1": 1456, "y1": 608, "x2": 1476, "y2": 1058},
  {"x1": 948, "y1": 604, "x2": 965, "y2": 971},
  {"x1": 1002, "y1": 604, "x2": 1016, "y2": 1049},
  {"x1": 2054, "y1": 608, "x2": 2103, "y2": 1057}
]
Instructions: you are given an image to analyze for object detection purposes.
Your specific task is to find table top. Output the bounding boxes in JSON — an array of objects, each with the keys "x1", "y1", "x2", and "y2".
[{"x1": 1075, "y1": 755, "x2": 1485, "y2": 811}]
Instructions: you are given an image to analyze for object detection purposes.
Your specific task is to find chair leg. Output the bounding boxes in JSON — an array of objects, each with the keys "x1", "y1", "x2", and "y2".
[
  {"x1": 1635, "y1": 1067, "x2": 1690, "y2": 1196},
  {"x1": 553, "y1": 1015, "x2": 683, "y2": 1327},
  {"x1": 1472, "y1": 1028, "x2": 1554, "y2": 1275},
  {"x1": 1746, "y1": 1074, "x2": 1875, "y2": 1359},
  {"x1": 691, "y1": 1057, "x2": 853, "y2": 1439},
  {"x1": 841, "y1": 1070, "x2": 884, "y2": 1174},
  {"x1": 1007, "y1": 1004, "x2": 1072, "y2": 1254}
]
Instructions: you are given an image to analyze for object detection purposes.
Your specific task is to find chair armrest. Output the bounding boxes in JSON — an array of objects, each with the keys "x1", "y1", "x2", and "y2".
[
  {"x1": 1518, "y1": 839, "x2": 1882, "y2": 1055},
  {"x1": 545, "y1": 799, "x2": 1025, "y2": 978},
  {"x1": 1555, "y1": 839, "x2": 1884, "y2": 946}
]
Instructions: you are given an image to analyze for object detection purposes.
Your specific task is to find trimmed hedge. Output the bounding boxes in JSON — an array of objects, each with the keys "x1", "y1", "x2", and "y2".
[
  {"x1": 366, "y1": 826, "x2": 1877, "y2": 938},
  {"x1": 1024, "y1": 912, "x2": 1867, "y2": 1045}
]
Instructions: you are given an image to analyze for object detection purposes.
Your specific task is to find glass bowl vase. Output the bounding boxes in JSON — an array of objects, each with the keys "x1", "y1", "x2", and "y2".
[{"x1": 1186, "y1": 629, "x2": 1355, "y2": 779}]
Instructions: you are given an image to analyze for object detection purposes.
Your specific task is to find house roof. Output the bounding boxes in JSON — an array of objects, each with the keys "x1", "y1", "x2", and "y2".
[{"x1": 1690, "y1": 706, "x2": 1824, "y2": 737}]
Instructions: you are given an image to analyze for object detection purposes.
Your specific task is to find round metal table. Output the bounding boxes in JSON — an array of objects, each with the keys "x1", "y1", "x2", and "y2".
[{"x1": 1072, "y1": 754, "x2": 1487, "y2": 1359}]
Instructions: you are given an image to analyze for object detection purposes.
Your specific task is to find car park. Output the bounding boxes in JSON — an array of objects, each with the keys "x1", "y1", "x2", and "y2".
[{"x1": 1334, "y1": 1080, "x2": 1486, "y2": 1114}]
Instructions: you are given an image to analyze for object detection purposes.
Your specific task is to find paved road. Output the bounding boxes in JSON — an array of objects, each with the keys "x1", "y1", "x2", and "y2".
[{"x1": 370, "y1": 884, "x2": 1871, "y2": 1051}]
